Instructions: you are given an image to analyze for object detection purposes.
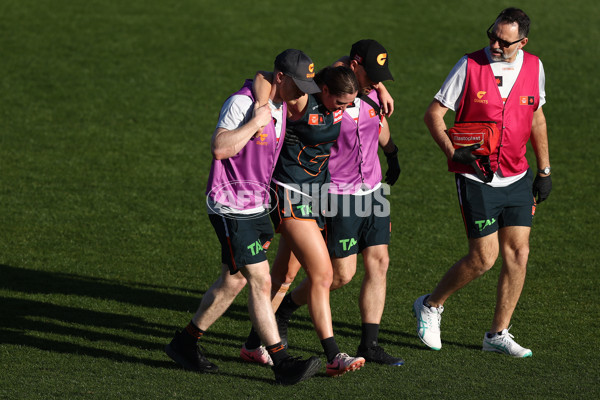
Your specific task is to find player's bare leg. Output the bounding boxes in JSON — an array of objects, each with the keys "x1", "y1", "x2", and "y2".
[
  {"x1": 491, "y1": 226, "x2": 530, "y2": 332},
  {"x1": 355, "y1": 244, "x2": 403, "y2": 365},
  {"x1": 193, "y1": 264, "x2": 247, "y2": 330},
  {"x1": 280, "y1": 254, "x2": 358, "y2": 308},
  {"x1": 165, "y1": 264, "x2": 247, "y2": 373},
  {"x1": 414, "y1": 234, "x2": 499, "y2": 350},
  {"x1": 331, "y1": 255, "x2": 358, "y2": 289},
  {"x1": 280, "y1": 219, "x2": 365, "y2": 375},
  {"x1": 360, "y1": 245, "x2": 389, "y2": 324},
  {"x1": 482, "y1": 226, "x2": 532, "y2": 358},
  {"x1": 428, "y1": 233, "x2": 500, "y2": 307},
  {"x1": 280, "y1": 219, "x2": 334, "y2": 340},
  {"x1": 270, "y1": 237, "x2": 302, "y2": 311},
  {"x1": 239, "y1": 260, "x2": 280, "y2": 346},
  {"x1": 242, "y1": 238, "x2": 301, "y2": 357}
]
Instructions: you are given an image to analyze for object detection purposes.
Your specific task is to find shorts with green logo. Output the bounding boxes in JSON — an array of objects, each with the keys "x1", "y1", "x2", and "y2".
[
  {"x1": 209, "y1": 213, "x2": 273, "y2": 275},
  {"x1": 271, "y1": 183, "x2": 326, "y2": 230},
  {"x1": 326, "y1": 188, "x2": 391, "y2": 258},
  {"x1": 456, "y1": 169, "x2": 535, "y2": 239}
]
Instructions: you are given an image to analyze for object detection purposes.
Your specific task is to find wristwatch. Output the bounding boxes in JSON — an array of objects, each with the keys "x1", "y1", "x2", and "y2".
[{"x1": 538, "y1": 166, "x2": 551, "y2": 175}]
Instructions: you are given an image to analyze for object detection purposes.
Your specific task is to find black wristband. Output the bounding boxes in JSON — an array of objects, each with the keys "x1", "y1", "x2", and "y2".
[{"x1": 384, "y1": 145, "x2": 398, "y2": 158}]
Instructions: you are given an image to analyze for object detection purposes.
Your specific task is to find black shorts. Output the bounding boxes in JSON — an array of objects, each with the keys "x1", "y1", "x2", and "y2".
[
  {"x1": 270, "y1": 183, "x2": 326, "y2": 230},
  {"x1": 326, "y1": 187, "x2": 391, "y2": 258},
  {"x1": 208, "y1": 213, "x2": 273, "y2": 274},
  {"x1": 456, "y1": 170, "x2": 535, "y2": 239}
]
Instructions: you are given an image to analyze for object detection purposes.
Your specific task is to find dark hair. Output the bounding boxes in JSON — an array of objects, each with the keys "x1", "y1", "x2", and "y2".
[
  {"x1": 496, "y1": 7, "x2": 530, "y2": 38},
  {"x1": 314, "y1": 66, "x2": 359, "y2": 96}
]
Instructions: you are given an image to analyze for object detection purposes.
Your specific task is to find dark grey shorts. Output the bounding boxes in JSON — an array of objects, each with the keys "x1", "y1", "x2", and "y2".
[
  {"x1": 209, "y1": 213, "x2": 273, "y2": 274},
  {"x1": 456, "y1": 169, "x2": 535, "y2": 239},
  {"x1": 326, "y1": 187, "x2": 391, "y2": 257}
]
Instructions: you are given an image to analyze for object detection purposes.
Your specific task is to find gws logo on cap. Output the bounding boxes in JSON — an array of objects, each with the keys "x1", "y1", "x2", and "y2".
[
  {"x1": 376, "y1": 53, "x2": 387, "y2": 66},
  {"x1": 474, "y1": 91, "x2": 488, "y2": 104},
  {"x1": 307, "y1": 63, "x2": 315, "y2": 78}
]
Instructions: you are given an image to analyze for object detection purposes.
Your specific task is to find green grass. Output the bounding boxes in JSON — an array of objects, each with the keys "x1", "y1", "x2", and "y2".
[{"x1": 1, "y1": 0, "x2": 599, "y2": 398}]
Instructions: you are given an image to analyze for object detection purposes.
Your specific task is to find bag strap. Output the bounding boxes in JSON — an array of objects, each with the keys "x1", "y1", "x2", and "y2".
[{"x1": 358, "y1": 93, "x2": 381, "y2": 116}]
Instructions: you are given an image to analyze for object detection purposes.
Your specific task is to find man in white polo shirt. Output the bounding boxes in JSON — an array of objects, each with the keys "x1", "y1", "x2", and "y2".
[{"x1": 414, "y1": 7, "x2": 552, "y2": 358}]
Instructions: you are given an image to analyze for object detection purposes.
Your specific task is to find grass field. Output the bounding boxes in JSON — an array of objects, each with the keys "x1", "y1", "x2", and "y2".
[{"x1": 1, "y1": 0, "x2": 599, "y2": 398}]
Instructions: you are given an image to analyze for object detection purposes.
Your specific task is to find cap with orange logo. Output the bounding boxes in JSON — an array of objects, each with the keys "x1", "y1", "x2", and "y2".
[
  {"x1": 274, "y1": 49, "x2": 321, "y2": 94},
  {"x1": 350, "y1": 39, "x2": 394, "y2": 83}
]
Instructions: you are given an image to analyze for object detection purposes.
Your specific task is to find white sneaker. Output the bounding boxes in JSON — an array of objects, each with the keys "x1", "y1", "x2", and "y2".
[
  {"x1": 482, "y1": 327, "x2": 532, "y2": 358},
  {"x1": 413, "y1": 294, "x2": 443, "y2": 350}
]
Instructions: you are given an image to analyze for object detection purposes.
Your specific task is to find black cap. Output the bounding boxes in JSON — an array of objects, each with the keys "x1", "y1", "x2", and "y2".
[
  {"x1": 274, "y1": 49, "x2": 321, "y2": 94},
  {"x1": 350, "y1": 39, "x2": 394, "y2": 83}
]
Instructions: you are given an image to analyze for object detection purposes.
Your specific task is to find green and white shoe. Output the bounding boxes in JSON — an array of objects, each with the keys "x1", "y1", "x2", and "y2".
[
  {"x1": 482, "y1": 327, "x2": 532, "y2": 358},
  {"x1": 413, "y1": 294, "x2": 443, "y2": 350}
]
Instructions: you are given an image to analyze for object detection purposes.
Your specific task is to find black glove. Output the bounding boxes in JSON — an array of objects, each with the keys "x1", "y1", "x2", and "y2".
[
  {"x1": 283, "y1": 128, "x2": 301, "y2": 146},
  {"x1": 452, "y1": 144, "x2": 482, "y2": 165},
  {"x1": 532, "y1": 174, "x2": 552, "y2": 203},
  {"x1": 384, "y1": 146, "x2": 401, "y2": 186}
]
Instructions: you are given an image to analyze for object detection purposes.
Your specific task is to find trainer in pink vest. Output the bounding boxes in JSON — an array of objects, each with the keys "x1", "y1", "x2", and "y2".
[
  {"x1": 329, "y1": 89, "x2": 383, "y2": 194},
  {"x1": 206, "y1": 80, "x2": 286, "y2": 211},
  {"x1": 448, "y1": 49, "x2": 539, "y2": 177}
]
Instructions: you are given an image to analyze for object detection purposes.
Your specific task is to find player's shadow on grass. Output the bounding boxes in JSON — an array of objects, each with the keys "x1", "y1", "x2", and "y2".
[
  {"x1": 0, "y1": 263, "x2": 204, "y2": 311},
  {"x1": 0, "y1": 263, "x2": 253, "y2": 322},
  {"x1": 0, "y1": 264, "x2": 260, "y2": 373}
]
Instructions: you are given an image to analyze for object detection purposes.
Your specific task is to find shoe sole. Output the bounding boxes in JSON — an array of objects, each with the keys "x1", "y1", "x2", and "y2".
[
  {"x1": 412, "y1": 303, "x2": 442, "y2": 351},
  {"x1": 165, "y1": 344, "x2": 219, "y2": 373},
  {"x1": 482, "y1": 346, "x2": 533, "y2": 358},
  {"x1": 275, "y1": 358, "x2": 322, "y2": 385},
  {"x1": 326, "y1": 359, "x2": 365, "y2": 377}
]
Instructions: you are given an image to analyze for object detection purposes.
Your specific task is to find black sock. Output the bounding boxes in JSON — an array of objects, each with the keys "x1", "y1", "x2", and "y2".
[
  {"x1": 359, "y1": 323, "x2": 380, "y2": 349},
  {"x1": 244, "y1": 326, "x2": 262, "y2": 350},
  {"x1": 266, "y1": 342, "x2": 289, "y2": 366},
  {"x1": 320, "y1": 336, "x2": 340, "y2": 363},
  {"x1": 183, "y1": 321, "x2": 204, "y2": 345},
  {"x1": 423, "y1": 295, "x2": 432, "y2": 308},
  {"x1": 277, "y1": 293, "x2": 301, "y2": 321}
]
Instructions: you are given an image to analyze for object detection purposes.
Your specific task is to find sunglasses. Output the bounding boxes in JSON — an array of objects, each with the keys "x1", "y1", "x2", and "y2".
[{"x1": 486, "y1": 24, "x2": 524, "y2": 48}]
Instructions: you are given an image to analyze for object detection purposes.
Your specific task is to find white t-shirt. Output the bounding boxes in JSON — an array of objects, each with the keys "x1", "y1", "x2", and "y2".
[
  {"x1": 345, "y1": 97, "x2": 361, "y2": 121},
  {"x1": 434, "y1": 47, "x2": 546, "y2": 187},
  {"x1": 216, "y1": 95, "x2": 283, "y2": 139},
  {"x1": 208, "y1": 94, "x2": 284, "y2": 215}
]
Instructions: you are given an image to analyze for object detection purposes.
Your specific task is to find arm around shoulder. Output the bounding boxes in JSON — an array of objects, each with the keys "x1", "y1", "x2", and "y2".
[
  {"x1": 375, "y1": 82, "x2": 394, "y2": 117},
  {"x1": 252, "y1": 71, "x2": 274, "y2": 107}
]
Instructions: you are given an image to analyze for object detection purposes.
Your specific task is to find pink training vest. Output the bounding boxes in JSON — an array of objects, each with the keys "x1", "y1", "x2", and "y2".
[
  {"x1": 206, "y1": 80, "x2": 285, "y2": 211},
  {"x1": 448, "y1": 49, "x2": 540, "y2": 177},
  {"x1": 329, "y1": 89, "x2": 383, "y2": 194}
]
